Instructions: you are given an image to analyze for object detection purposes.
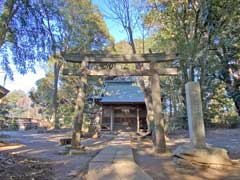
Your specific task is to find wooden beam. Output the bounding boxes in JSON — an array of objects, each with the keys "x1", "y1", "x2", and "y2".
[
  {"x1": 100, "y1": 107, "x2": 103, "y2": 131},
  {"x1": 137, "y1": 108, "x2": 140, "y2": 133},
  {"x1": 113, "y1": 106, "x2": 137, "y2": 110},
  {"x1": 62, "y1": 68, "x2": 178, "y2": 76},
  {"x1": 63, "y1": 53, "x2": 177, "y2": 63},
  {"x1": 110, "y1": 108, "x2": 114, "y2": 132}
]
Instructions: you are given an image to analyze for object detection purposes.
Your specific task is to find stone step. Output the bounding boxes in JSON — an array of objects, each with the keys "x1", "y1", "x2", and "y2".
[{"x1": 88, "y1": 161, "x2": 152, "y2": 180}]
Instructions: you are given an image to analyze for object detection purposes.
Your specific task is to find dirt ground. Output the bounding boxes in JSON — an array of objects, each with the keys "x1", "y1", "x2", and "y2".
[
  {"x1": 0, "y1": 151, "x2": 53, "y2": 180},
  {"x1": 0, "y1": 129, "x2": 113, "y2": 180},
  {"x1": 133, "y1": 128, "x2": 240, "y2": 180},
  {"x1": 1, "y1": 128, "x2": 240, "y2": 180}
]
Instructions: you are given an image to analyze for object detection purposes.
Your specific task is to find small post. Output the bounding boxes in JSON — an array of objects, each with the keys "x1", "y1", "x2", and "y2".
[
  {"x1": 185, "y1": 82, "x2": 206, "y2": 147},
  {"x1": 137, "y1": 108, "x2": 140, "y2": 133},
  {"x1": 110, "y1": 108, "x2": 114, "y2": 131},
  {"x1": 100, "y1": 107, "x2": 103, "y2": 131}
]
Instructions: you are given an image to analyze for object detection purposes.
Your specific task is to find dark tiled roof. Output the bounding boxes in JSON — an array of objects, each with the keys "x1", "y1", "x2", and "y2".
[
  {"x1": 0, "y1": 85, "x2": 9, "y2": 98},
  {"x1": 99, "y1": 80, "x2": 144, "y2": 104}
]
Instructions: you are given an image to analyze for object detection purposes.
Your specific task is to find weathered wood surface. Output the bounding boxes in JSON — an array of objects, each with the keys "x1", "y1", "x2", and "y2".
[
  {"x1": 150, "y1": 63, "x2": 166, "y2": 153},
  {"x1": 62, "y1": 68, "x2": 178, "y2": 76},
  {"x1": 71, "y1": 61, "x2": 88, "y2": 147},
  {"x1": 63, "y1": 53, "x2": 176, "y2": 63}
]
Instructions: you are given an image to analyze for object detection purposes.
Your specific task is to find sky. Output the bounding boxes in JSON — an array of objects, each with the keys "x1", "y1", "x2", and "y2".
[
  {"x1": 92, "y1": 0, "x2": 129, "y2": 42},
  {"x1": 0, "y1": 1, "x2": 131, "y2": 93},
  {"x1": 92, "y1": 0, "x2": 143, "y2": 41},
  {"x1": 0, "y1": 64, "x2": 47, "y2": 93}
]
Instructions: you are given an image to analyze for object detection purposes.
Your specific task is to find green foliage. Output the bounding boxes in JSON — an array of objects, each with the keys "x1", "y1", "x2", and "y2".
[
  {"x1": 200, "y1": 0, "x2": 240, "y2": 116},
  {"x1": 0, "y1": 0, "x2": 113, "y2": 78},
  {"x1": 107, "y1": 39, "x2": 149, "y2": 54},
  {"x1": 206, "y1": 82, "x2": 238, "y2": 127},
  {"x1": 29, "y1": 72, "x2": 54, "y2": 120},
  {"x1": 0, "y1": 0, "x2": 61, "y2": 77},
  {"x1": 1, "y1": 0, "x2": 239, "y2": 131},
  {"x1": 144, "y1": 0, "x2": 240, "y2": 129},
  {"x1": 0, "y1": 90, "x2": 43, "y2": 129},
  {"x1": 3, "y1": 90, "x2": 28, "y2": 117},
  {"x1": 62, "y1": 0, "x2": 113, "y2": 53}
]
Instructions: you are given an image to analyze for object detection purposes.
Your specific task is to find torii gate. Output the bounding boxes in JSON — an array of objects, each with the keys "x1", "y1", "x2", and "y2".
[{"x1": 63, "y1": 53, "x2": 177, "y2": 153}]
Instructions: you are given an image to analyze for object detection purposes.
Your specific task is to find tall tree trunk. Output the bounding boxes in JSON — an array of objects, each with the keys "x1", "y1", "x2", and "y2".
[
  {"x1": 172, "y1": 93, "x2": 177, "y2": 116},
  {"x1": 200, "y1": 50, "x2": 207, "y2": 116},
  {"x1": 234, "y1": 100, "x2": 240, "y2": 116},
  {"x1": 145, "y1": 95, "x2": 154, "y2": 133},
  {"x1": 139, "y1": 80, "x2": 154, "y2": 133},
  {"x1": 119, "y1": 4, "x2": 157, "y2": 137},
  {"x1": 169, "y1": 94, "x2": 173, "y2": 117},
  {"x1": 235, "y1": 101, "x2": 240, "y2": 116},
  {"x1": 43, "y1": 5, "x2": 63, "y2": 129},
  {"x1": 71, "y1": 61, "x2": 88, "y2": 147},
  {"x1": 53, "y1": 61, "x2": 62, "y2": 129},
  {"x1": 188, "y1": 64, "x2": 194, "y2": 82},
  {"x1": 127, "y1": 23, "x2": 154, "y2": 133},
  {"x1": 128, "y1": 26, "x2": 136, "y2": 54}
]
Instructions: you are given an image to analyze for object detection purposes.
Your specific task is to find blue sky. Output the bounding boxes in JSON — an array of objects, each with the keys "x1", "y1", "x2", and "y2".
[
  {"x1": 92, "y1": 0, "x2": 142, "y2": 42},
  {"x1": 92, "y1": 0, "x2": 130, "y2": 42},
  {"x1": 1, "y1": 0, "x2": 130, "y2": 93}
]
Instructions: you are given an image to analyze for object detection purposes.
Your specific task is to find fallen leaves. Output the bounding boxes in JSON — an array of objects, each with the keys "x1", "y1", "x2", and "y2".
[{"x1": 0, "y1": 152, "x2": 54, "y2": 180}]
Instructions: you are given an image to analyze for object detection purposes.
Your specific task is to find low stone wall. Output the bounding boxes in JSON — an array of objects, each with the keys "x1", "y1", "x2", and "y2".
[{"x1": 0, "y1": 118, "x2": 52, "y2": 130}]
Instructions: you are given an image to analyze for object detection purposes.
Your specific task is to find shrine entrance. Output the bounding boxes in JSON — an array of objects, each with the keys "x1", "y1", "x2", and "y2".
[
  {"x1": 100, "y1": 104, "x2": 147, "y2": 132},
  {"x1": 63, "y1": 53, "x2": 177, "y2": 152}
]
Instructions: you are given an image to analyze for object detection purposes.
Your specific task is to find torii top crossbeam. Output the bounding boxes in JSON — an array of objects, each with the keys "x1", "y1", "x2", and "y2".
[{"x1": 63, "y1": 53, "x2": 177, "y2": 63}]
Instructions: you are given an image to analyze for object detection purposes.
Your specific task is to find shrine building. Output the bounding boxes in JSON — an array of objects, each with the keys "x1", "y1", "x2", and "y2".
[{"x1": 96, "y1": 80, "x2": 147, "y2": 132}]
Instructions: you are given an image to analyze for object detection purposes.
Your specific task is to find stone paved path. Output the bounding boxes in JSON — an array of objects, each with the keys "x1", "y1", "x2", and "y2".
[{"x1": 87, "y1": 133, "x2": 153, "y2": 180}]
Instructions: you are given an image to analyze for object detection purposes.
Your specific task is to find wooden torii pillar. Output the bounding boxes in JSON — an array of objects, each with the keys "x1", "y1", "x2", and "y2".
[{"x1": 63, "y1": 53, "x2": 177, "y2": 152}]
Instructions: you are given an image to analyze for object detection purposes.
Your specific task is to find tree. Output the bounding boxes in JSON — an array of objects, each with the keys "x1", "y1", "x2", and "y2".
[
  {"x1": 144, "y1": 0, "x2": 240, "y2": 129},
  {"x1": 38, "y1": 0, "x2": 65, "y2": 129},
  {"x1": 30, "y1": 72, "x2": 54, "y2": 120},
  {"x1": 0, "y1": 0, "x2": 56, "y2": 78},
  {"x1": 206, "y1": 82, "x2": 238, "y2": 126},
  {"x1": 201, "y1": 0, "x2": 240, "y2": 116},
  {"x1": 19, "y1": 0, "x2": 113, "y2": 129},
  {"x1": 104, "y1": 0, "x2": 139, "y2": 53},
  {"x1": 1, "y1": 90, "x2": 38, "y2": 122},
  {"x1": 104, "y1": 0, "x2": 167, "y2": 152},
  {"x1": 62, "y1": 0, "x2": 113, "y2": 146},
  {"x1": 29, "y1": 0, "x2": 113, "y2": 145}
]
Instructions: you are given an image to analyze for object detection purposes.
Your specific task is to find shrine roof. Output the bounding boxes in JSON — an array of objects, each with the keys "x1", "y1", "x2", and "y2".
[{"x1": 0, "y1": 85, "x2": 9, "y2": 99}]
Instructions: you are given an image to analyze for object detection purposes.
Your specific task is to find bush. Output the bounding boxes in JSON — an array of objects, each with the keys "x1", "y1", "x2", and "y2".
[
  {"x1": 224, "y1": 116, "x2": 240, "y2": 128},
  {"x1": 168, "y1": 111, "x2": 188, "y2": 131}
]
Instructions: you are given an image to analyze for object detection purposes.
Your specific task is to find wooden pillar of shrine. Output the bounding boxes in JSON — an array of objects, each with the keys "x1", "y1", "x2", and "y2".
[
  {"x1": 137, "y1": 108, "x2": 140, "y2": 133},
  {"x1": 110, "y1": 107, "x2": 114, "y2": 131},
  {"x1": 71, "y1": 61, "x2": 88, "y2": 147},
  {"x1": 151, "y1": 63, "x2": 166, "y2": 153}
]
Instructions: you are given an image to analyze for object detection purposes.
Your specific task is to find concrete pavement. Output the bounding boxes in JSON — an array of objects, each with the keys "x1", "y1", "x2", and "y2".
[{"x1": 87, "y1": 133, "x2": 153, "y2": 180}]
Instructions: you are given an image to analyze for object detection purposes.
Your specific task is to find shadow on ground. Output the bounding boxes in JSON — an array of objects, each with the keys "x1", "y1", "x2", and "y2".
[
  {"x1": 0, "y1": 129, "x2": 113, "y2": 180},
  {"x1": 133, "y1": 128, "x2": 240, "y2": 180}
]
